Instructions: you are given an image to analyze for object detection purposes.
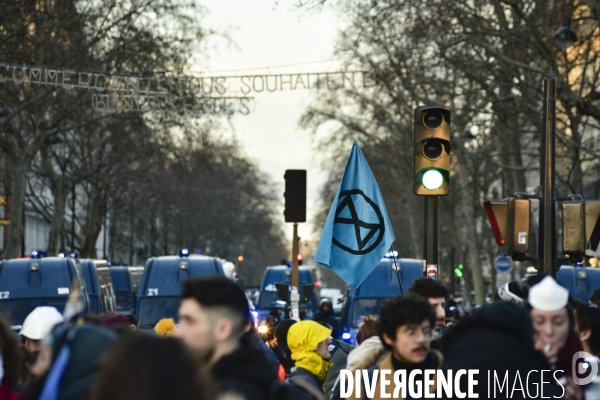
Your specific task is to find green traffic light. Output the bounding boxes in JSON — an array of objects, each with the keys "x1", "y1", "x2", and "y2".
[
  {"x1": 454, "y1": 268, "x2": 463, "y2": 278},
  {"x1": 422, "y1": 169, "x2": 444, "y2": 190}
]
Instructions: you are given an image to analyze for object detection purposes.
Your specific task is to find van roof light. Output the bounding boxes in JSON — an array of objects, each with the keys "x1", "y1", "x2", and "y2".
[
  {"x1": 179, "y1": 248, "x2": 189, "y2": 258},
  {"x1": 57, "y1": 252, "x2": 65, "y2": 258},
  {"x1": 69, "y1": 252, "x2": 78, "y2": 258}
]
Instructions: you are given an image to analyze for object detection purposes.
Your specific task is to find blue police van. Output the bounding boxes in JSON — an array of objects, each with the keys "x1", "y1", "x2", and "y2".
[
  {"x1": 135, "y1": 250, "x2": 225, "y2": 332},
  {"x1": 256, "y1": 266, "x2": 319, "y2": 321},
  {"x1": 109, "y1": 266, "x2": 143, "y2": 315},
  {"x1": 0, "y1": 256, "x2": 89, "y2": 330},
  {"x1": 78, "y1": 259, "x2": 116, "y2": 315},
  {"x1": 337, "y1": 256, "x2": 423, "y2": 344},
  {"x1": 556, "y1": 266, "x2": 600, "y2": 303}
]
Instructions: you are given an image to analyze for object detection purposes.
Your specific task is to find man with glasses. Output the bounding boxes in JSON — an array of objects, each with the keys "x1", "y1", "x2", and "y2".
[{"x1": 348, "y1": 294, "x2": 443, "y2": 400}]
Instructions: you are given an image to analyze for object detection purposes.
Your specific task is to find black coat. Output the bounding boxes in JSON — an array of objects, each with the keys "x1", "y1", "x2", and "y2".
[
  {"x1": 212, "y1": 345, "x2": 279, "y2": 400},
  {"x1": 439, "y1": 302, "x2": 564, "y2": 399}
]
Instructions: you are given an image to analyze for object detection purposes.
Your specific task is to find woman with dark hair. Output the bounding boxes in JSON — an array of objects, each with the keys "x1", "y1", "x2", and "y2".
[
  {"x1": 0, "y1": 318, "x2": 26, "y2": 399},
  {"x1": 528, "y1": 276, "x2": 584, "y2": 400},
  {"x1": 87, "y1": 333, "x2": 213, "y2": 400}
]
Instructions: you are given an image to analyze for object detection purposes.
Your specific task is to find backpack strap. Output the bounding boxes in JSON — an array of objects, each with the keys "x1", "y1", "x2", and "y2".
[{"x1": 287, "y1": 375, "x2": 327, "y2": 400}]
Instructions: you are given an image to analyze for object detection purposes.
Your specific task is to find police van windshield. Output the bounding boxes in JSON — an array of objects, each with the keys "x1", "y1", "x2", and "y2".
[
  {"x1": 137, "y1": 297, "x2": 181, "y2": 328},
  {"x1": 0, "y1": 299, "x2": 66, "y2": 327},
  {"x1": 352, "y1": 298, "x2": 385, "y2": 328}
]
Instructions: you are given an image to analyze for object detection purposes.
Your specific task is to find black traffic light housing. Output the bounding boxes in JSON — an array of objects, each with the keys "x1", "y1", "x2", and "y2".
[
  {"x1": 284, "y1": 170, "x2": 306, "y2": 222},
  {"x1": 484, "y1": 197, "x2": 531, "y2": 260},
  {"x1": 414, "y1": 106, "x2": 451, "y2": 196}
]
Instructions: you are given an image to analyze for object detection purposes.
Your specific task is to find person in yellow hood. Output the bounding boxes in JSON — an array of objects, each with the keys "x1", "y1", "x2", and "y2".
[{"x1": 286, "y1": 320, "x2": 333, "y2": 396}]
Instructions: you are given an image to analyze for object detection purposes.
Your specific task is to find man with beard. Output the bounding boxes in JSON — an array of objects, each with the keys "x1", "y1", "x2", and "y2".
[
  {"x1": 177, "y1": 276, "x2": 279, "y2": 400},
  {"x1": 348, "y1": 294, "x2": 442, "y2": 400},
  {"x1": 407, "y1": 277, "x2": 449, "y2": 348}
]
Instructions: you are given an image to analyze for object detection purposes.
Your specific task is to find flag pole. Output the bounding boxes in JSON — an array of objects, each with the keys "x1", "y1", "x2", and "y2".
[{"x1": 390, "y1": 247, "x2": 404, "y2": 294}]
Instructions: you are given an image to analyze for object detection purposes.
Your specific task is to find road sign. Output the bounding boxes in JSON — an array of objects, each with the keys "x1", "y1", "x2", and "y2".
[{"x1": 495, "y1": 255, "x2": 513, "y2": 273}]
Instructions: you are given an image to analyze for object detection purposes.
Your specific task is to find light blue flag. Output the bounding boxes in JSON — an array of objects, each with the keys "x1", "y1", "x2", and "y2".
[{"x1": 315, "y1": 141, "x2": 395, "y2": 287}]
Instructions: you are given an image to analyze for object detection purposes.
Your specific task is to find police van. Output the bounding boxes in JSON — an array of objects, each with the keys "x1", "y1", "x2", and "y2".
[
  {"x1": 135, "y1": 249, "x2": 225, "y2": 332},
  {"x1": 78, "y1": 259, "x2": 117, "y2": 315},
  {"x1": 256, "y1": 265, "x2": 320, "y2": 321},
  {"x1": 0, "y1": 255, "x2": 89, "y2": 330},
  {"x1": 109, "y1": 266, "x2": 144, "y2": 315},
  {"x1": 556, "y1": 266, "x2": 600, "y2": 303},
  {"x1": 337, "y1": 256, "x2": 423, "y2": 344}
]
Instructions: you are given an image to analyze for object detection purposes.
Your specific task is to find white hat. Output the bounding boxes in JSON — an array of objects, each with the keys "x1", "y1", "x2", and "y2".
[
  {"x1": 528, "y1": 276, "x2": 569, "y2": 312},
  {"x1": 20, "y1": 306, "x2": 64, "y2": 340}
]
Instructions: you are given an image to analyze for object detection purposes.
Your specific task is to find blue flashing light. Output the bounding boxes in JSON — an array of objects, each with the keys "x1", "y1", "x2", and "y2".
[
  {"x1": 180, "y1": 248, "x2": 190, "y2": 258},
  {"x1": 196, "y1": 250, "x2": 203, "y2": 255},
  {"x1": 69, "y1": 252, "x2": 78, "y2": 258},
  {"x1": 31, "y1": 250, "x2": 39, "y2": 259},
  {"x1": 251, "y1": 311, "x2": 258, "y2": 318},
  {"x1": 342, "y1": 332, "x2": 351, "y2": 340},
  {"x1": 286, "y1": 261, "x2": 292, "y2": 268},
  {"x1": 41, "y1": 250, "x2": 48, "y2": 257},
  {"x1": 57, "y1": 252, "x2": 66, "y2": 258},
  {"x1": 384, "y1": 251, "x2": 399, "y2": 258}
]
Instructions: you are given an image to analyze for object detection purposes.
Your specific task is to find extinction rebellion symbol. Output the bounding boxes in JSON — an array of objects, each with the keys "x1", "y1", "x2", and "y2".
[{"x1": 332, "y1": 189, "x2": 385, "y2": 255}]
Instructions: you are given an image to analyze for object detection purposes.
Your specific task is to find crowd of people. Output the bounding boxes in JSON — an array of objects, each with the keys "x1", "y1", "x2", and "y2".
[{"x1": 0, "y1": 274, "x2": 599, "y2": 400}]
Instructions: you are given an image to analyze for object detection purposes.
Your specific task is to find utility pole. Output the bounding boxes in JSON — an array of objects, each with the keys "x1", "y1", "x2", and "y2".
[
  {"x1": 539, "y1": 79, "x2": 557, "y2": 276},
  {"x1": 284, "y1": 169, "x2": 306, "y2": 321},
  {"x1": 423, "y1": 197, "x2": 439, "y2": 278}
]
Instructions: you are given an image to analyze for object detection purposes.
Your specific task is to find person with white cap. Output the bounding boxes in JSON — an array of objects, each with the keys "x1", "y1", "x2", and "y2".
[
  {"x1": 19, "y1": 306, "x2": 64, "y2": 354},
  {"x1": 528, "y1": 275, "x2": 584, "y2": 400}
]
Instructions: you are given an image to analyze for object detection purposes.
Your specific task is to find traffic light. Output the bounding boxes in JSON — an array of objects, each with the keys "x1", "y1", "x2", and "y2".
[
  {"x1": 484, "y1": 197, "x2": 531, "y2": 260},
  {"x1": 414, "y1": 106, "x2": 451, "y2": 195},
  {"x1": 561, "y1": 200, "x2": 600, "y2": 262},
  {"x1": 284, "y1": 170, "x2": 306, "y2": 223},
  {"x1": 297, "y1": 253, "x2": 304, "y2": 266},
  {"x1": 454, "y1": 263, "x2": 464, "y2": 277}
]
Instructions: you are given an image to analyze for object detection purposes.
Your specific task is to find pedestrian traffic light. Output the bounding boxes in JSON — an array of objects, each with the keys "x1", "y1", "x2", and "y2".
[
  {"x1": 284, "y1": 170, "x2": 306, "y2": 223},
  {"x1": 561, "y1": 200, "x2": 600, "y2": 262},
  {"x1": 297, "y1": 253, "x2": 304, "y2": 266},
  {"x1": 484, "y1": 197, "x2": 531, "y2": 260},
  {"x1": 414, "y1": 106, "x2": 451, "y2": 195}
]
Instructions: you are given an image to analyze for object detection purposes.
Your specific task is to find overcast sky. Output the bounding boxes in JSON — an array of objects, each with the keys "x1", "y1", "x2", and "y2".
[{"x1": 197, "y1": 0, "x2": 342, "y2": 242}]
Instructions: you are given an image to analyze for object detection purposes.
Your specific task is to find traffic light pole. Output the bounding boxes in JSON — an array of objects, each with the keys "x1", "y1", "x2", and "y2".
[
  {"x1": 538, "y1": 78, "x2": 557, "y2": 276},
  {"x1": 291, "y1": 222, "x2": 300, "y2": 320},
  {"x1": 423, "y1": 197, "x2": 439, "y2": 278}
]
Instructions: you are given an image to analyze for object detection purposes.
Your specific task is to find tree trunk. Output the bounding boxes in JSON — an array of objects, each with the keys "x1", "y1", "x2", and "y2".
[
  {"x1": 80, "y1": 187, "x2": 106, "y2": 258},
  {"x1": 6, "y1": 161, "x2": 27, "y2": 258},
  {"x1": 47, "y1": 181, "x2": 68, "y2": 255},
  {"x1": 455, "y1": 146, "x2": 486, "y2": 306}
]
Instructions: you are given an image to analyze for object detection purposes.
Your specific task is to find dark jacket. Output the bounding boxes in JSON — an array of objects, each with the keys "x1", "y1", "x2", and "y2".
[
  {"x1": 323, "y1": 339, "x2": 354, "y2": 395},
  {"x1": 212, "y1": 345, "x2": 279, "y2": 400},
  {"x1": 288, "y1": 366, "x2": 325, "y2": 399},
  {"x1": 439, "y1": 302, "x2": 564, "y2": 399}
]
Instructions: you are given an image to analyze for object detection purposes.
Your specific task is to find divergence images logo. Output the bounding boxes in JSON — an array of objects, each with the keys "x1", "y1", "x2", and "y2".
[
  {"x1": 572, "y1": 351, "x2": 599, "y2": 385},
  {"x1": 332, "y1": 189, "x2": 385, "y2": 255}
]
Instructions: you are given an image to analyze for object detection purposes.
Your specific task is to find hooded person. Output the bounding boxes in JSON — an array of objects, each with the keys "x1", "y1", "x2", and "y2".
[{"x1": 287, "y1": 320, "x2": 332, "y2": 397}]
